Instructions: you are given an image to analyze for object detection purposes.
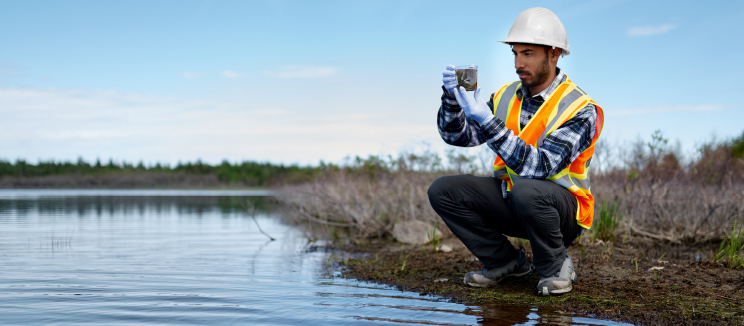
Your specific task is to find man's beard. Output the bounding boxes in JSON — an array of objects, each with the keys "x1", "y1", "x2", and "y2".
[{"x1": 517, "y1": 56, "x2": 551, "y2": 89}]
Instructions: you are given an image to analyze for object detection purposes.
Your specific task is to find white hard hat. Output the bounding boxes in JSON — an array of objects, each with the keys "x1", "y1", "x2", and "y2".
[{"x1": 499, "y1": 7, "x2": 570, "y2": 56}]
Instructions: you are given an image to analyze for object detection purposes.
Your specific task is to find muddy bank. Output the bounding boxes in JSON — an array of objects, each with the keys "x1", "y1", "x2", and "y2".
[{"x1": 328, "y1": 239, "x2": 744, "y2": 325}]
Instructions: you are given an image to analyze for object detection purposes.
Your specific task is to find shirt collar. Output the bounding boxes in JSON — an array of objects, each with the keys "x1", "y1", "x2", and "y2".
[{"x1": 518, "y1": 67, "x2": 565, "y2": 101}]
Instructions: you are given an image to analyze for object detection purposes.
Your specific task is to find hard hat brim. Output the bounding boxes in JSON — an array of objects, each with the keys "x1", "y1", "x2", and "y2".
[{"x1": 498, "y1": 40, "x2": 570, "y2": 56}]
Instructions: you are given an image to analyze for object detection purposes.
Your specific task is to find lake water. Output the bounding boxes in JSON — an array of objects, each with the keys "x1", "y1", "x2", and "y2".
[{"x1": 0, "y1": 190, "x2": 632, "y2": 325}]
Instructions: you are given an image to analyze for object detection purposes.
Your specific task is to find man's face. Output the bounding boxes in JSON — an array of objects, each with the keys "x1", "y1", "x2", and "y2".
[{"x1": 512, "y1": 44, "x2": 551, "y2": 88}]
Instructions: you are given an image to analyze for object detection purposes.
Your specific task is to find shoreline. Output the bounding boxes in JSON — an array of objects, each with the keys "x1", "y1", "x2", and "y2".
[{"x1": 329, "y1": 239, "x2": 744, "y2": 325}]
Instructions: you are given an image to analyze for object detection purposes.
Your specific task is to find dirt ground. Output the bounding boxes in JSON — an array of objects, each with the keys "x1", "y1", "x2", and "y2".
[{"x1": 328, "y1": 238, "x2": 744, "y2": 325}]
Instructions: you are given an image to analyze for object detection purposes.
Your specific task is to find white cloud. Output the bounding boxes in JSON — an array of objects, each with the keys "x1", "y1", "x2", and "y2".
[
  {"x1": 221, "y1": 70, "x2": 243, "y2": 78},
  {"x1": 613, "y1": 104, "x2": 726, "y2": 116},
  {"x1": 627, "y1": 24, "x2": 677, "y2": 37},
  {"x1": 263, "y1": 66, "x2": 338, "y2": 79},
  {"x1": 249, "y1": 108, "x2": 288, "y2": 116},
  {"x1": 182, "y1": 72, "x2": 202, "y2": 79},
  {"x1": 0, "y1": 86, "x2": 432, "y2": 165}
]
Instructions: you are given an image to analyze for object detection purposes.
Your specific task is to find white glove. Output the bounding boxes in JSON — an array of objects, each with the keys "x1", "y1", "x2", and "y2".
[
  {"x1": 453, "y1": 86, "x2": 494, "y2": 126},
  {"x1": 442, "y1": 65, "x2": 458, "y2": 95}
]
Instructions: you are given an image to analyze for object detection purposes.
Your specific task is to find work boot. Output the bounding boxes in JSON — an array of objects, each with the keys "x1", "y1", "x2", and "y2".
[
  {"x1": 536, "y1": 253, "x2": 577, "y2": 296},
  {"x1": 464, "y1": 249, "x2": 533, "y2": 287}
]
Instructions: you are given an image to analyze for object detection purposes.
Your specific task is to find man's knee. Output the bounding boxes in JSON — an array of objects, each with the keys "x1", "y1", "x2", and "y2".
[
  {"x1": 428, "y1": 175, "x2": 474, "y2": 210},
  {"x1": 427, "y1": 175, "x2": 455, "y2": 200},
  {"x1": 428, "y1": 175, "x2": 463, "y2": 218}
]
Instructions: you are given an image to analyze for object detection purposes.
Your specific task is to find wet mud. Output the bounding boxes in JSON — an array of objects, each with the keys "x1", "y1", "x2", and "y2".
[{"x1": 331, "y1": 239, "x2": 744, "y2": 325}]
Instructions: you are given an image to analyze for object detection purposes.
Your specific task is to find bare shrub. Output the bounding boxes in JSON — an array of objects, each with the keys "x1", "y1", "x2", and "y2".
[
  {"x1": 592, "y1": 177, "x2": 744, "y2": 244},
  {"x1": 278, "y1": 169, "x2": 446, "y2": 239},
  {"x1": 591, "y1": 130, "x2": 744, "y2": 244},
  {"x1": 277, "y1": 148, "x2": 481, "y2": 239},
  {"x1": 279, "y1": 131, "x2": 744, "y2": 244}
]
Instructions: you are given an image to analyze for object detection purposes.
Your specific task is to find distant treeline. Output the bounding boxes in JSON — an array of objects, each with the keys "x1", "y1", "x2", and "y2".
[
  {"x1": 3, "y1": 130, "x2": 743, "y2": 189},
  {"x1": 0, "y1": 159, "x2": 321, "y2": 187}
]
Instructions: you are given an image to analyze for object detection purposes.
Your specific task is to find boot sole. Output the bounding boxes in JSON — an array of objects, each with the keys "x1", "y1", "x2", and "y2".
[
  {"x1": 464, "y1": 266, "x2": 534, "y2": 288},
  {"x1": 537, "y1": 271, "x2": 576, "y2": 296},
  {"x1": 538, "y1": 284, "x2": 573, "y2": 296}
]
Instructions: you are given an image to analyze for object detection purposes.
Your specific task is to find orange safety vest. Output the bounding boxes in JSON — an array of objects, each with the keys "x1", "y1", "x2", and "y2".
[{"x1": 491, "y1": 78, "x2": 605, "y2": 229}]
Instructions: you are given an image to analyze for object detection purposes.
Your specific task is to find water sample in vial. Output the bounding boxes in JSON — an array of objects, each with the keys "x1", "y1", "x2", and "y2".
[{"x1": 455, "y1": 65, "x2": 478, "y2": 91}]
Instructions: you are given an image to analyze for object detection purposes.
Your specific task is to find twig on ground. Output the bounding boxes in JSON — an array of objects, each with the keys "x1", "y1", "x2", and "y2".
[
  {"x1": 629, "y1": 225, "x2": 681, "y2": 244},
  {"x1": 242, "y1": 202, "x2": 276, "y2": 241},
  {"x1": 707, "y1": 292, "x2": 737, "y2": 301},
  {"x1": 293, "y1": 206, "x2": 353, "y2": 227}
]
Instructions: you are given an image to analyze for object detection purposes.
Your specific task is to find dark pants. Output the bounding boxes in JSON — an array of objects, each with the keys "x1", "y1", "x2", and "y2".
[{"x1": 427, "y1": 175, "x2": 583, "y2": 276}]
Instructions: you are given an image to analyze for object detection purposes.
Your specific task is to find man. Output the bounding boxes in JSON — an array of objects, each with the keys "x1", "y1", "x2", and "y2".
[{"x1": 427, "y1": 7, "x2": 604, "y2": 296}]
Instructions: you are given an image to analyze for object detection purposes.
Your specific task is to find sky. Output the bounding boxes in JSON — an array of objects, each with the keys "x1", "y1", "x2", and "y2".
[{"x1": 1, "y1": 0, "x2": 742, "y2": 166}]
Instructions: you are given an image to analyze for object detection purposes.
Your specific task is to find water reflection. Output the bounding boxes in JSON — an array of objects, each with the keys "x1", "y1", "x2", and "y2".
[
  {"x1": 0, "y1": 194, "x2": 272, "y2": 217},
  {"x1": 476, "y1": 305, "x2": 631, "y2": 326},
  {"x1": 0, "y1": 190, "x2": 632, "y2": 325}
]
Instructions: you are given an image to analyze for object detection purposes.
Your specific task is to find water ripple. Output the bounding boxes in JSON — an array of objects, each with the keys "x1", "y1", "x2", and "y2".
[{"x1": 0, "y1": 193, "x2": 632, "y2": 325}]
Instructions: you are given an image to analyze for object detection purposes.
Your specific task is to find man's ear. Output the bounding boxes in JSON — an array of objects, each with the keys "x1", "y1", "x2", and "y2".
[{"x1": 550, "y1": 47, "x2": 561, "y2": 63}]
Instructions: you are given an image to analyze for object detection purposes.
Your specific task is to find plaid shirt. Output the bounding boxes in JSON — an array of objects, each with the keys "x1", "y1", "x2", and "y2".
[{"x1": 437, "y1": 68, "x2": 598, "y2": 197}]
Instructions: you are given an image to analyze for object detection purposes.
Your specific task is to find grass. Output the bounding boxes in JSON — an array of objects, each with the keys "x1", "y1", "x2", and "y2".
[
  {"x1": 326, "y1": 249, "x2": 335, "y2": 269},
  {"x1": 591, "y1": 200, "x2": 622, "y2": 242},
  {"x1": 400, "y1": 252, "x2": 411, "y2": 271},
  {"x1": 427, "y1": 222, "x2": 440, "y2": 251},
  {"x1": 714, "y1": 222, "x2": 744, "y2": 269},
  {"x1": 43, "y1": 230, "x2": 74, "y2": 251},
  {"x1": 508, "y1": 236, "x2": 530, "y2": 250}
]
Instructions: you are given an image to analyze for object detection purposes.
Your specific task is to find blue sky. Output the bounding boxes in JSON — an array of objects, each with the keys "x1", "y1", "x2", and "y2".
[{"x1": 1, "y1": 0, "x2": 742, "y2": 166}]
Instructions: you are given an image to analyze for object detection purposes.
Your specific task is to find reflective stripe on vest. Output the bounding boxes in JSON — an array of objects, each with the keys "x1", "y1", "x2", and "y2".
[
  {"x1": 491, "y1": 78, "x2": 605, "y2": 229},
  {"x1": 491, "y1": 81, "x2": 521, "y2": 180}
]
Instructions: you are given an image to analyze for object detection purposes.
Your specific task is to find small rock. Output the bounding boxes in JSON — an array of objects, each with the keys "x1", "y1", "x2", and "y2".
[
  {"x1": 719, "y1": 284, "x2": 736, "y2": 291},
  {"x1": 434, "y1": 278, "x2": 448, "y2": 283},
  {"x1": 392, "y1": 220, "x2": 442, "y2": 245},
  {"x1": 647, "y1": 266, "x2": 664, "y2": 272},
  {"x1": 439, "y1": 245, "x2": 452, "y2": 252}
]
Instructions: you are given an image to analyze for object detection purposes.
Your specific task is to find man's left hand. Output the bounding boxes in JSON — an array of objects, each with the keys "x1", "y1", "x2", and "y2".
[{"x1": 453, "y1": 86, "x2": 494, "y2": 126}]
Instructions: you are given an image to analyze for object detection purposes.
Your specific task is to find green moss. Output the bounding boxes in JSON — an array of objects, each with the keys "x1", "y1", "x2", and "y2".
[{"x1": 335, "y1": 241, "x2": 744, "y2": 325}]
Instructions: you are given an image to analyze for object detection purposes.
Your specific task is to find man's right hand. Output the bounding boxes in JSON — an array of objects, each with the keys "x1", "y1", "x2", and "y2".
[{"x1": 442, "y1": 65, "x2": 457, "y2": 95}]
